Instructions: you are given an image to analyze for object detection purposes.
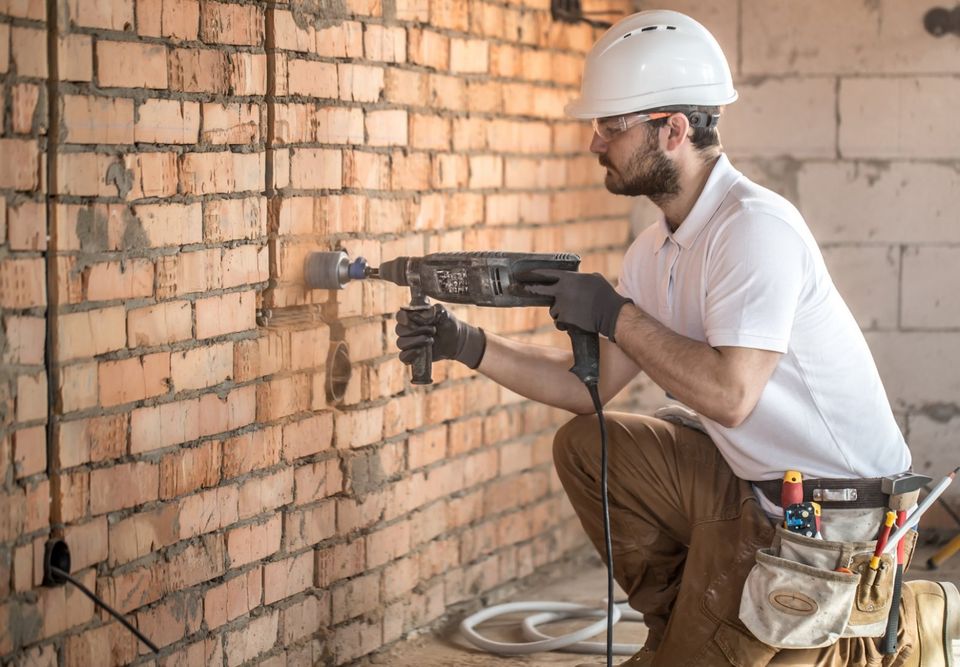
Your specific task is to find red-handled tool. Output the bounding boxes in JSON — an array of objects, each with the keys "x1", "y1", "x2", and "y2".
[
  {"x1": 870, "y1": 511, "x2": 897, "y2": 571},
  {"x1": 781, "y1": 470, "x2": 803, "y2": 510}
]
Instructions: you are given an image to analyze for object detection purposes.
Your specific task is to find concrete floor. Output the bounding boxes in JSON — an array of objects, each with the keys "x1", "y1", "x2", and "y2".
[{"x1": 357, "y1": 541, "x2": 960, "y2": 666}]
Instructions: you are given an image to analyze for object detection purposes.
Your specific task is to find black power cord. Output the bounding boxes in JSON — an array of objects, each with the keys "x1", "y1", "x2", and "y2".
[
  {"x1": 49, "y1": 566, "x2": 159, "y2": 653},
  {"x1": 586, "y1": 382, "x2": 615, "y2": 667}
]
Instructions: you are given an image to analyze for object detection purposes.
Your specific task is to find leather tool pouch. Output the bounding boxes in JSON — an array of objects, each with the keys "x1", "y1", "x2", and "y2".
[{"x1": 738, "y1": 525, "x2": 916, "y2": 649}]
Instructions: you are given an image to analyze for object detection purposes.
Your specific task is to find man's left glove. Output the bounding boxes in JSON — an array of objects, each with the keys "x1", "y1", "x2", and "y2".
[
  {"x1": 526, "y1": 270, "x2": 632, "y2": 341},
  {"x1": 394, "y1": 304, "x2": 486, "y2": 369}
]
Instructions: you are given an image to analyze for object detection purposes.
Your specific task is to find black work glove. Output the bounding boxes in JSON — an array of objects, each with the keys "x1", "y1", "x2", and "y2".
[
  {"x1": 394, "y1": 304, "x2": 486, "y2": 369},
  {"x1": 525, "y1": 270, "x2": 632, "y2": 341}
]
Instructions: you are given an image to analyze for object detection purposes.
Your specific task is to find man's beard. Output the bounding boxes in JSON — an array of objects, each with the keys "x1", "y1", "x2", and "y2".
[{"x1": 601, "y1": 141, "x2": 681, "y2": 201}]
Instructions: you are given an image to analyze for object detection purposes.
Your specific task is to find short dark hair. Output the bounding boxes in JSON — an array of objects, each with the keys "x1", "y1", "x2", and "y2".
[{"x1": 645, "y1": 105, "x2": 722, "y2": 154}]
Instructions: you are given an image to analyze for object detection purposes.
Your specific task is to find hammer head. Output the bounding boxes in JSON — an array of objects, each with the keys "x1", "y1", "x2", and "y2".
[{"x1": 881, "y1": 472, "x2": 932, "y2": 496}]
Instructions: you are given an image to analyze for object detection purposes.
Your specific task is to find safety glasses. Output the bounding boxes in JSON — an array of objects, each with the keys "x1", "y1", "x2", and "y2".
[{"x1": 592, "y1": 112, "x2": 672, "y2": 142}]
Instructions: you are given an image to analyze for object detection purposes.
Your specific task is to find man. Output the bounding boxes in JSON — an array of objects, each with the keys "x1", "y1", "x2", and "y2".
[{"x1": 395, "y1": 10, "x2": 958, "y2": 667}]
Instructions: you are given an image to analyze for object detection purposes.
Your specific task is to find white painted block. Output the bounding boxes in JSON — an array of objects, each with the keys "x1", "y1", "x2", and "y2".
[{"x1": 902, "y1": 247, "x2": 960, "y2": 329}]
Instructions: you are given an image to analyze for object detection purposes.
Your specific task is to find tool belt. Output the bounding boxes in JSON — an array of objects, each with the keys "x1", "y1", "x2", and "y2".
[
  {"x1": 752, "y1": 476, "x2": 888, "y2": 509},
  {"x1": 740, "y1": 477, "x2": 918, "y2": 649}
]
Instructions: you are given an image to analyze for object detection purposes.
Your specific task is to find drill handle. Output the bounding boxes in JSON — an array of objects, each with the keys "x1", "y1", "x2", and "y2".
[
  {"x1": 566, "y1": 326, "x2": 600, "y2": 387},
  {"x1": 407, "y1": 288, "x2": 433, "y2": 385}
]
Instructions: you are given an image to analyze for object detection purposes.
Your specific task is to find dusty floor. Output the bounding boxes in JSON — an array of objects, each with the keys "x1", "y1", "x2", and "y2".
[{"x1": 357, "y1": 541, "x2": 960, "y2": 666}]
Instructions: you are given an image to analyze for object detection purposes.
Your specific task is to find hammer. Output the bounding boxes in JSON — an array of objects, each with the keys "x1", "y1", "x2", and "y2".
[{"x1": 880, "y1": 472, "x2": 932, "y2": 654}]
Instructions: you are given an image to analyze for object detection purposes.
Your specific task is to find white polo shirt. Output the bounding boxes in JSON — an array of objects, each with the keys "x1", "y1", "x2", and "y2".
[{"x1": 616, "y1": 154, "x2": 911, "y2": 481}]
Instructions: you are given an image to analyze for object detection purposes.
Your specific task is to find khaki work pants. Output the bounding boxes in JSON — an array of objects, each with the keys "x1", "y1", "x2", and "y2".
[{"x1": 553, "y1": 412, "x2": 919, "y2": 667}]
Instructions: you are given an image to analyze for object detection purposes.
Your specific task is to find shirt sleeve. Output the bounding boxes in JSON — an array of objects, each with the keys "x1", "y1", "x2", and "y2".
[{"x1": 703, "y1": 211, "x2": 810, "y2": 353}]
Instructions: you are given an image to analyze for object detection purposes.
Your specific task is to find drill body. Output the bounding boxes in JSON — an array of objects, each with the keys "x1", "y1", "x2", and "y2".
[{"x1": 305, "y1": 250, "x2": 600, "y2": 386}]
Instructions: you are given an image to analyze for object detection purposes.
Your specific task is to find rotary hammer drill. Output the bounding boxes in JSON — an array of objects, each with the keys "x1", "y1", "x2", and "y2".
[{"x1": 304, "y1": 250, "x2": 600, "y2": 388}]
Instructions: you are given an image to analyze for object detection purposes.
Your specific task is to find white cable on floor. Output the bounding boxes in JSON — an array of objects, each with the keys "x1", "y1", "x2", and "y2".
[{"x1": 459, "y1": 601, "x2": 644, "y2": 656}]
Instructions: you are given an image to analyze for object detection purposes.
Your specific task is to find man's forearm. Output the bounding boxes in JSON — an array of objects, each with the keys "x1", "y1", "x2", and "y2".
[
  {"x1": 613, "y1": 304, "x2": 774, "y2": 427},
  {"x1": 476, "y1": 332, "x2": 596, "y2": 413}
]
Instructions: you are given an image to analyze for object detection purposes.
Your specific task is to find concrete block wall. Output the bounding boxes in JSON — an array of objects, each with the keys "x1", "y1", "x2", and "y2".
[
  {"x1": 636, "y1": 0, "x2": 960, "y2": 505},
  {"x1": 0, "y1": 0, "x2": 639, "y2": 665}
]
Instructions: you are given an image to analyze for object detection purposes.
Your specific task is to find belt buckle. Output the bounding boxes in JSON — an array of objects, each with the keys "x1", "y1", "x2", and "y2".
[{"x1": 812, "y1": 488, "x2": 859, "y2": 503}]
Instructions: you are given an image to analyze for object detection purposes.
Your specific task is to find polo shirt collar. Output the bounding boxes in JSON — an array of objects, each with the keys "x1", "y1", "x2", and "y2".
[{"x1": 653, "y1": 154, "x2": 741, "y2": 254}]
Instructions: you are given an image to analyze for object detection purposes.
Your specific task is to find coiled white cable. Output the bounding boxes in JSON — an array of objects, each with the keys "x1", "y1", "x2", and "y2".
[{"x1": 459, "y1": 601, "x2": 644, "y2": 656}]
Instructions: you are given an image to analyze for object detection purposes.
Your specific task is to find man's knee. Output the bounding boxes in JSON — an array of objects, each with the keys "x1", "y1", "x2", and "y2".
[{"x1": 553, "y1": 414, "x2": 601, "y2": 466}]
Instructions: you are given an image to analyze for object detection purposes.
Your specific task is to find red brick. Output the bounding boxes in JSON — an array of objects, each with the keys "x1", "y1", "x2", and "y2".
[
  {"x1": 316, "y1": 540, "x2": 364, "y2": 588},
  {"x1": 66, "y1": 0, "x2": 133, "y2": 29},
  {"x1": 284, "y1": 502, "x2": 335, "y2": 551},
  {"x1": 135, "y1": 99, "x2": 200, "y2": 144},
  {"x1": 198, "y1": 385, "x2": 254, "y2": 437},
  {"x1": 282, "y1": 412, "x2": 333, "y2": 461},
  {"x1": 58, "y1": 361, "x2": 97, "y2": 413},
  {"x1": 410, "y1": 114, "x2": 451, "y2": 151},
  {"x1": 57, "y1": 34, "x2": 92, "y2": 82},
  {"x1": 289, "y1": 147, "x2": 342, "y2": 190},
  {"x1": 364, "y1": 24, "x2": 405, "y2": 63},
  {"x1": 127, "y1": 301, "x2": 192, "y2": 347},
  {"x1": 222, "y1": 244, "x2": 268, "y2": 288},
  {"x1": 408, "y1": 28, "x2": 449, "y2": 70},
  {"x1": 200, "y1": 1, "x2": 264, "y2": 45},
  {"x1": 171, "y1": 342, "x2": 232, "y2": 391},
  {"x1": 408, "y1": 426, "x2": 446, "y2": 469},
  {"x1": 264, "y1": 551, "x2": 313, "y2": 605},
  {"x1": 108, "y1": 502, "x2": 179, "y2": 565},
  {"x1": 98, "y1": 352, "x2": 170, "y2": 407},
  {"x1": 97, "y1": 41, "x2": 167, "y2": 88},
  {"x1": 16, "y1": 371, "x2": 46, "y2": 423},
  {"x1": 89, "y1": 461, "x2": 159, "y2": 514},
  {"x1": 366, "y1": 521, "x2": 411, "y2": 568},
  {"x1": 272, "y1": 104, "x2": 363, "y2": 144},
  {"x1": 159, "y1": 439, "x2": 220, "y2": 499},
  {"x1": 136, "y1": 590, "x2": 202, "y2": 649},
  {"x1": 57, "y1": 470, "x2": 88, "y2": 523},
  {"x1": 331, "y1": 572, "x2": 379, "y2": 624},
  {"x1": 281, "y1": 595, "x2": 328, "y2": 645},
  {"x1": 201, "y1": 102, "x2": 260, "y2": 144},
  {"x1": 335, "y1": 406, "x2": 384, "y2": 449},
  {"x1": 366, "y1": 109, "x2": 408, "y2": 146},
  {"x1": 130, "y1": 397, "x2": 200, "y2": 453},
  {"x1": 338, "y1": 63, "x2": 384, "y2": 103},
  {"x1": 11, "y1": 26, "x2": 46, "y2": 78},
  {"x1": 134, "y1": 201, "x2": 203, "y2": 248},
  {"x1": 167, "y1": 533, "x2": 226, "y2": 590},
  {"x1": 233, "y1": 334, "x2": 283, "y2": 382},
  {"x1": 384, "y1": 69, "x2": 427, "y2": 106},
  {"x1": 293, "y1": 458, "x2": 341, "y2": 505},
  {"x1": 286, "y1": 58, "x2": 337, "y2": 98},
  {"x1": 57, "y1": 413, "x2": 127, "y2": 468},
  {"x1": 0, "y1": 139, "x2": 40, "y2": 190},
  {"x1": 124, "y1": 151, "x2": 179, "y2": 200},
  {"x1": 13, "y1": 426, "x2": 44, "y2": 479},
  {"x1": 62, "y1": 94, "x2": 134, "y2": 144},
  {"x1": 7, "y1": 200, "x2": 43, "y2": 251},
  {"x1": 195, "y1": 290, "x2": 256, "y2": 338},
  {"x1": 138, "y1": 0, "x2": 200, "y2": 40},
  {"x1": 2, "y1": 315, "x2": 44, "y2": 365},
  {"x1": 222, "y1": 426, "x2": 281, "y2": 479},
  {"x1": 55, "y1": 153, "x2": 115, "y2": 197},
  {"x1": 0, "y1": 24, "x2": 8, "y2": 74},
  {"x1": 226, "y1": 515, "x2": 282, "y2": 567},
  {"x1": 238, "y1": 468, "x2": 293, "y2": 520},
  {"x1": 450, "y1": 37, "x2": 489, "y2": 73},
  {"x1": 204, "y1": 196, "x2": 266, "y2": 241},
  {"x1": 64, "y1": 621, "x2": 138, "y2": 667},
  {"x1": 83, "y1": 258, "x2": 154, "y2": 301},
  {"x1": 180, "y1": 151, "x2": 264, "y2": 194},
  {"x1": 178, "y1": 486, "x2": 239, "y2": 540},
  {"x1": 256, "y1": 375, "x2": 311, "y2": 422},
  {"x1": 229, "y1": 52, "x2": 267, "y2": 95},
  {"x1": 343, "y1": 149, "x2": 389, "y2": 190},
  {"x1": 11, "y1": 83, "x2": 40, "y2": 134},
  {"x1": 223, "y1": 611, "x2": 279, "y2": 667},
  {"x1": 57, "y1": 307, "x2": 127, "y2": 361},
  {"x1": 204, "y1": 566, "x2": 261, "y2": 630},
  {"x1": 168, "y1": 47, "x2": 228, "y2": 93},
  {"x1": 391, "y1": 151, "x2": 431, "y2": 191}
]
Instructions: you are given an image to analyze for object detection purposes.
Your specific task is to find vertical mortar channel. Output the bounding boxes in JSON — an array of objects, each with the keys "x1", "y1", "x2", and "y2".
[
  {"x1": 44, "y1": 0, "x2": 62, "y2": 531},
  {"x1": 262, "y1": 1, "x2": 278, "y2": 314}
]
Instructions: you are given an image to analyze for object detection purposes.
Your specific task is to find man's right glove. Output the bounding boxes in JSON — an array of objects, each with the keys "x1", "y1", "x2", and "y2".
[{"x1": 394, "y1": 304, "x2": 486, "y2": 370}]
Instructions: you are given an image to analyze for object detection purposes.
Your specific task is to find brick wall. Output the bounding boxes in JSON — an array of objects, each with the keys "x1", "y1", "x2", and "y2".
[
  {"x1": 0, "y1": 0, "x2": 639, "y2": 664},
  {"x1": 635, "y1": 0, "x2": 960, "y2": 509}
]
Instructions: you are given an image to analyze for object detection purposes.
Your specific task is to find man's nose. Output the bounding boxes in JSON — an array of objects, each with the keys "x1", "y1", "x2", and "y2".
[{"x1": 589, "y1": 131, "x2": 608, "y2": 154}]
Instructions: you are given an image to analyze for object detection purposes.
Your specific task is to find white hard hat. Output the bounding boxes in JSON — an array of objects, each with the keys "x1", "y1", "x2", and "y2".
[{"x1": 565, "y1": 10, "x2": 738, "y2": 119}]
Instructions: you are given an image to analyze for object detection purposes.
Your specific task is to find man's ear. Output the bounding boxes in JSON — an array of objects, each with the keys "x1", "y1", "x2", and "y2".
[{"x1": 663, "y1": 113, "x2": 690, "y2": 151}]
